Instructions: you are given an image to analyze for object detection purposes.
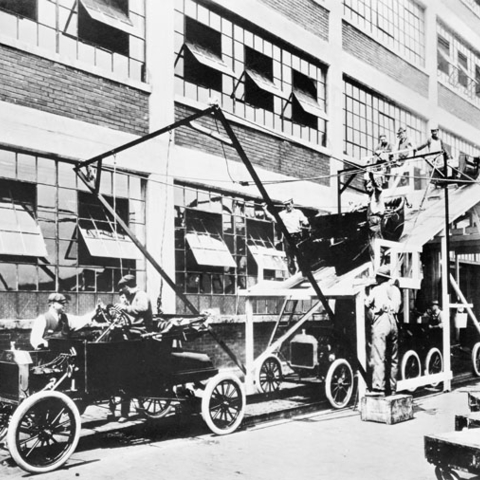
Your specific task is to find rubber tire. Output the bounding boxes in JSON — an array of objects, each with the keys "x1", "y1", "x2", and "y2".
[
  {"x1": 201, "y1": 373, "x2": 245, "y2": 435},
  {"x1": 7, "y1": 391, "x2": 81, "y2": 474},
  {"x1": 256, "y1": 356, "x2": 283, "y2": 394},
  {"x1": 325, "y1": 358, "x2": 354, "y2": 409},
  {"x1": 425, "y1": 347, "x2": 443, "y2": 387},
  {"x1": 138, "y1": 397, "x2": 173, "y2": 419},
  {"x1": 401, "y1": 350, "x2": 421, "y2": 392},
  {"x1": 472, "y1": 342, "x2": 480, "y2": 376}
]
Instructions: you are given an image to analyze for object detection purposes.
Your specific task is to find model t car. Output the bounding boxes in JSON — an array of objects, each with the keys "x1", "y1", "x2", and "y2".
[{"x1": 0, "y1": 309, "x2": 246, "y2": 474}]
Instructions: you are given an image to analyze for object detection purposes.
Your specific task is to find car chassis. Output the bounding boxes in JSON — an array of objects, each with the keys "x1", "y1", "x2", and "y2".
[{"x1": 0, "y1": 314, "x2": 246, "y2": 474}]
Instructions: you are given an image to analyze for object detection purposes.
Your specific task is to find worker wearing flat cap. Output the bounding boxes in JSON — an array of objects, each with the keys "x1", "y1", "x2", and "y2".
[
  {"x1": 365, "y1": 265, "x2": 401, "y2": 395},
  {"x1": 115, "y1": 274, "x2": 153, "y2": 333},
  {"x1": 30, "y1": 293, "x2": 95, "y2": 349}
]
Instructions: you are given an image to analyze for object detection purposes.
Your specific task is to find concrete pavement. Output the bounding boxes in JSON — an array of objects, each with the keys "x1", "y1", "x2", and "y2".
[{"x1": 1, "y1": 382, "x2": 479, "y2": 479}]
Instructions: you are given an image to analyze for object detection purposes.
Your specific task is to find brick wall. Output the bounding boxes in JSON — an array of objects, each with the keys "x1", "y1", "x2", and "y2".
[
  {"x1": 175, "y1": 104, "x2": 331, "y2": 187},
  {"x1": 258, "y1": 0, "x2": 329, "y2": 41},
  {"x1": 438, "y1": 85, "x2": 480, "y2": 130},
  {"x1": 0, "y1": 44, "x2": 149, "y2": 135},
  {"x1": 342, "y1": 22, "x2": 429, "y2": 99}
]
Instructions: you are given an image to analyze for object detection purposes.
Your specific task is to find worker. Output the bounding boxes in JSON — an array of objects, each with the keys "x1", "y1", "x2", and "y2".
[
  {"x1": 115, "y1": 274, "x2": 153, "y2": 334},
  {"x1": 30, "y1": 293, "x2": 96, "y2": 349},
  {"x1": 365, "y1": 266, "x2": 401, "y2": 396},
  {"x1": 364, "y1": 172, "x2": 385, "y2": 264},
  {"x1": 263, "y1": 198, "x2": 309, "y2": 275},
  {"x1": 416, "y1": 124, "x2": 454, "y2": 186},
  {"x1": 423, "y1": 300, "x2": 444, "y2": 346}
]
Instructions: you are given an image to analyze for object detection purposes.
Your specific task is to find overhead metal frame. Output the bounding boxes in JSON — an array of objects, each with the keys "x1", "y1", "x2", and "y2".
[{"x1": 74, "y1": 105, "x2": 372, "y2": 387}]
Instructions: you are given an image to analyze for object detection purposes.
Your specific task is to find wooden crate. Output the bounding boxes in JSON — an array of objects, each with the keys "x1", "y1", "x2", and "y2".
[{"x1": 360, "y1": 394, "x2": 413, "y2": 425}]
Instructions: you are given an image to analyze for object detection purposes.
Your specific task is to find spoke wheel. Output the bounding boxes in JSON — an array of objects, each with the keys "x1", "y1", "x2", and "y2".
[
  {"x1": 472, "y1": 342, "x2": 480, "y2": 376},
  {"x1": 0, "y1": 402, "x2": 13, "y2": 442},
  {"x1": 401, "y1": 350, "x2": 421, "y2": 392},
  {"x1": 256, "y1": 356, "x2": 283, "y2": 394},
  {"x1": 325, "y1": 358, "x2": 354, "y2": 409},
  {"x1": 7, "y1": 391, "x2": 81, "y2": 474},
  {"x1": 425, "y1": 348, "x2": 443, "y2": 387},
  {"x1": 201, "y1": 373, "x2": 245, "y2": 435},
  {"x1": 138, "y1": 397, "x2": 173, "y2": 419}
]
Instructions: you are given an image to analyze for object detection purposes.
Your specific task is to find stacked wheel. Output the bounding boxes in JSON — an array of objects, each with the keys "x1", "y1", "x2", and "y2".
[
  {"x1": 7, "y1": 391, "x2": 81, "y2": 474},
  {"x1": 425, "y1": 347, "x2": 443, "y2": 387},
  {"x1": 472, "y1": 342, "x2": 480, "y2": 376},
  {"x1": 401, "y1": 350, "x2": 421, "y2": 392}
]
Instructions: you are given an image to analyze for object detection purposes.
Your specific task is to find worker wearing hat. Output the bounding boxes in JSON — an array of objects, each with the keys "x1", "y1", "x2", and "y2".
[
  {"x1": 30, "y1": 293, "x2": 95, "y2": 349},
  {"x1": 262, "y1": 198, "x2": 309, "y2": 275},
  {"x1": 416, "y1": 123, "x2": 454, "y2": 184},
  {"x1": 396, "y1": 126, "x2": 414, "y2": 163},
  {"x1": 109, "y1": 274, "x2": 153, "y2": 422},
  {"x1": 365, "y1": 265, "x2": 401, "y2": 395},
  {"x1": 424, "y1": 299, "x2": 444, "y2": 344},
  {"x1": 115, "y1": 274, "x2": 153, "y2": 333}
]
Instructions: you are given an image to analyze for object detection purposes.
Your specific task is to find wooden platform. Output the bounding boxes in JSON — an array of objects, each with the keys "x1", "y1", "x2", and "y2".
[{"x1": 360, "y1": 394, "x2": 413, "y2": 425}]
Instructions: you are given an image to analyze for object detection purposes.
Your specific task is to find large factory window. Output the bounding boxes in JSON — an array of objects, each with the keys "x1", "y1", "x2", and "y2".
[
  {"x1": 0, "y1": 0, "x2": 146, "y2": 83},
  {"x1": 343, "y1": 78, "x2": 425, "y2": 161},
  {"x1": 343, "y1": 0, "x2": 425, "y2": 67},
  {"x1": 437, "y1": 23, "x2": 480, "y2": 107},
  {"x1": 174, "y1": 0, "x2": 327, "y2": 146},
  {"x1": 0, "y1": 148, "x2": 147, "y2": 319},
  {"x1": 174, "y1": 183, "x2": 286, "y2": 304}
]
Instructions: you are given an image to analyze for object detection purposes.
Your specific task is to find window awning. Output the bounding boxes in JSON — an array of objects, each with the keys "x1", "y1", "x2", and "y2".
[
  {"x1": 185, "y1": 42, "x2": 235, "y2": 77},
  {"x1": 79, "y1": 227, "x2": 142, "y2": 260},
  {"x1": 245, "y1": 69, "x2": 287, "y2": 98},
  {"x1": 186, "y1": 233, "x2": 236, "y2": 268},
  {"x1": 79, "y1": 0, "x2": 137, "y2": 35},
  {"x1": 248, "y1": 244, "x2": 287, "y2": 271},
  {"x1": 292, "y1": 90, "x2": 328, "y2": 119},
  {"x1": 0, "y1": 202, "x2": 48, "y2": 257}
]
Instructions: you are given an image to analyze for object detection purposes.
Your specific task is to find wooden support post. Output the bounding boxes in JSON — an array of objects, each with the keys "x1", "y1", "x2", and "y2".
[
  {"x1": 356, "y1": 291, "x2": 367, "y2": 396},
  {"x1": 245, "y1": 298, "x2": 255, "y2": 395},
  {"x1": 441, "y1": 232, "x2": 452, "y2": 391}
]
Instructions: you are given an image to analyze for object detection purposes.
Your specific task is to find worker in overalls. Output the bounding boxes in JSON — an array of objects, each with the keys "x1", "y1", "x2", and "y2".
[{"x1": 365, "y1": 266, "x2": 401, "y2": 396}]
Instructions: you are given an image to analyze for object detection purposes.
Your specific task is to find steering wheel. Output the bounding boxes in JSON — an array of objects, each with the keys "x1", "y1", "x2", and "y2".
[{"x1": 94, "y1": 307, "x2": 131, "y2": 343}]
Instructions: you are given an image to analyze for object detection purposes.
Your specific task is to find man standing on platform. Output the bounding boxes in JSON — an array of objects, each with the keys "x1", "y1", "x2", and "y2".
[
  {"x1": 263, "y1": 198, "x2": 309, "y2": 275},
  {"x1": 365, "y1": 266, "x2": 401, "y2": 396}
]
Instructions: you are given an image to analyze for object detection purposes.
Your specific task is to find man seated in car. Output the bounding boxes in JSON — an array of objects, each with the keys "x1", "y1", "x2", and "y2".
[
  {"x1": 114, "y1": 274, "x2": 153, "y2": 336},
  {"x1": 30, "y1": 293, "x2": 97, "y2": 349}
]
